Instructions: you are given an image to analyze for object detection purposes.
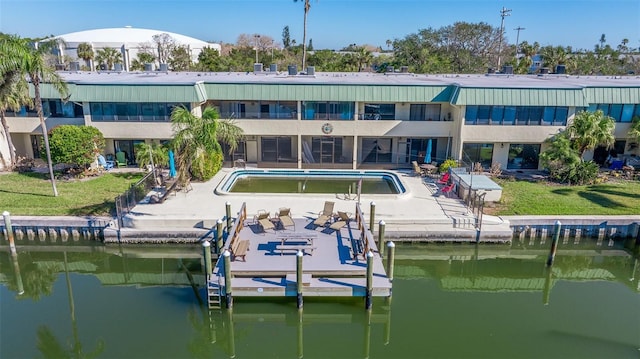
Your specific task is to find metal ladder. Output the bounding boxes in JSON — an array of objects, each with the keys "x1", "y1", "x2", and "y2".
[{"x1": 208, "y1": 276, "x2": 222, "y2": 309}]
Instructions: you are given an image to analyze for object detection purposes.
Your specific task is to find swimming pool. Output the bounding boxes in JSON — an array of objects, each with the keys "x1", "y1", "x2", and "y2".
[{"x1": 215, "y1": 169, "x2": 407, "y2": 195}]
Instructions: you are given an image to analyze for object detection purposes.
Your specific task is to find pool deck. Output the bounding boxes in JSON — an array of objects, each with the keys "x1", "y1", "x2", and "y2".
[{"x1": 111, "y1": 167, "x2": 514, "y2": 243}]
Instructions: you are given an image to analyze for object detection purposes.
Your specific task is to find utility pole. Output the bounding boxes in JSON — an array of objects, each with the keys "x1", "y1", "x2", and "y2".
[
  {"x1": 497, "y1": 7, "x2": 512, "y2": 69},
  {"x1": 514, "y1": 26, "x2": 525, "y2": 65},
  {"x1": 254, "y1": 34, "x2": 261, "y2": 64}
]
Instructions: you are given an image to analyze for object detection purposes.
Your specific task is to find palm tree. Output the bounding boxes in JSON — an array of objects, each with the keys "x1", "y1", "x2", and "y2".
[
  {"x1": 76, "y1": 42, "x2": 94, "y2": 70},
  {"x1": 170, "y1": 106, "x2": 243, "y2": 185},
  {"x1": 134, "y1": 142, "x2": 168, "y2": 169},
  {"x1": 354, "y1": 46, "x2": 373, "y2": 72},
  {"x1": 294, "y1": 0, "x2": 313, "y2": 70},
  {"x1": 95, "y1": 47, "x2": 122, "y2": 70},
  {"x1": 0, "y1": 74, "x2": 32, "y2": 166},
  {"x1": 1, "y1": 35, "x2": 68, "y2": 196},
  {"x1": 567, "y1": 110, "x2": 615, "y2": 159},
  {"x1": 627, "y1": 116, "x2": 640, "y2": 151}
]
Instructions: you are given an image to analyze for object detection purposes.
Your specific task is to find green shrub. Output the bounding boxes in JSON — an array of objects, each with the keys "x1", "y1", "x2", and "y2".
[
  {"x1": 45, "y1": 125, "x2": 105, "y2": 168},
  {"x1": 190, "y1": 151, "x2": 223, "y2": 181},
  {"x1": 439, "y1": 158, "x2": 457, "y2": 173}
]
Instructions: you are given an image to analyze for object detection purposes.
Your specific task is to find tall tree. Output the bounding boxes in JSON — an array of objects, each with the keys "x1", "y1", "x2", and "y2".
[
  {"x1": 170, "y1": 106, "x2": 243, "y2": 185},
  {"x1": 130, "y1": 52, "x2": 156, "y2": 71},
  {"x1": 0, "y1": 36, "x2": 69, "y2": 195},
  {"x1": 152, "y1": 33, "x2": 176, "y2": 64},
  {"x1": 195, "y1": 47, "x2": 224, "y2": 71},
  {"x1": 76, "y1": 42, "x2": 94, "y2": 70},
  {"x1": 567, "y1": 110, "x2": 615, "y2": 159},
  {"x1": 627, "y1": 116, "x2": 640, "y2": 151},
  {"x1": 294, "y1": 0, "x2": 313, "y2": 70},
  {"x1": 169, "y1": 45, "x2": 191, "y2": 71},
  {"x1": 0, "y1": 74, "x2": 31, "y2": 167},
  {"x1": 95, "y1": 47, "x2": 122, "y2": 70},
  {"x1": 282, "y1": 26, "x2": 291, "y2": 49}
]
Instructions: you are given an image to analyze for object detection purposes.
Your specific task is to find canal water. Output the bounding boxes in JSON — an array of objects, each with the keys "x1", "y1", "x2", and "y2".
[{"x1": 1, "y1": 241, "x2": 638, "y2": 358}]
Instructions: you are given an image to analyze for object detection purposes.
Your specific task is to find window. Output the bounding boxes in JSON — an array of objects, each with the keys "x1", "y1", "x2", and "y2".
[
  {"x1": 363, "y1": 103, "x2": 395, "y2": 120},
  {"x1": 409, "y1": 104, "x2": 441, "y2": 121},
  {"x1": 362, "y1": 138, "x2": 392, "y2": 163},
  {"x1": 303, "y1": 102, "x2": 354, "y2": 120},
  {"x1": 261, "y1": 137, "x2": 293, "y2": 162},
  {"x1": 462, "y1": 143, "x2": 494, "y2": 168},
  {"x1": 507, "y1": 144, "x2": 540, "y2": 169},
  {"x1": 465, "y1": 106, "x2": 478, "y2": 124}
]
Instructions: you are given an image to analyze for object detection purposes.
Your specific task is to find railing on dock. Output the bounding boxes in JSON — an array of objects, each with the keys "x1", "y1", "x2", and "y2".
[
  {"x1": 208, "y1": 202, "x2": 247, "y2": 309},
  {"x1": 114, "y1": 168, "x2": 161, "y2": 228},
  {"x1": 354, "y1": 203, "x2": 374, "y2": 257}
]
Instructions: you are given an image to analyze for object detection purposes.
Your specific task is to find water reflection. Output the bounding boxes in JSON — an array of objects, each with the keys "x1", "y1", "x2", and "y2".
[{"x1": 1, "y1": 240, "x2": 638, "y2": 358}]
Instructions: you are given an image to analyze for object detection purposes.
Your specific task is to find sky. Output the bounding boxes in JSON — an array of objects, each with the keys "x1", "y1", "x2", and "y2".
[{"x1": 1, "y1": 0, "x2": 639, "y2": 51}]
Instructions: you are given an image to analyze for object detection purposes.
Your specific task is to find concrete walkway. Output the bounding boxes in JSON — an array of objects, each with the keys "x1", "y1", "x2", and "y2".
[{"x1": 118, "y1": 168, "x2": 514, "y2": 242}]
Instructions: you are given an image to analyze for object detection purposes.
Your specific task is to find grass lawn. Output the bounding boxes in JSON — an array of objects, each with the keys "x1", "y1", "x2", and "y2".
[
  {"x1": 0, "y1": 172, "x2": 145, "y2": 216},
  {"x1": 486, "y1": 178, "x2": 640, "y2": 216}
]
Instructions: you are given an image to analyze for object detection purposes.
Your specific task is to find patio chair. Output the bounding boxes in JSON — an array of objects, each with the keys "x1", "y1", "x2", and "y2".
[
  {"x1": 254, "y1": 210, "x2": 275, "y2": 232},
  {"x1": 313, "y1": 201, "x2": 335, "y2": 227},
  {"x1": 438, "y1": 172, "x2": 450, "y2": 184},
  {"x1": 440, "y1": 182, "x2": 455, "y2": 197},
  {"x1": 329, "y1": 211, "x2": 352, "y2": 231},
  {"x1": 97, "y1": 154, "x2": 114, "y2": 171},
  {"x1": 276, "y1": 207, "x2": 295, "y2": 231},
  {"x1": 115, "y1": 151, "x2": 127, "y2": 167}
]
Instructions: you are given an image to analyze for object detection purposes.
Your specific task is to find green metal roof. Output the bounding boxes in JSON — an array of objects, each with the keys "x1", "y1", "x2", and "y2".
[
  {"x1": 452, "y1": 88, "x2": 589, "y2": 107},
  {"x1": 37, "y1": 83, "x2": 206, "y2": 103},
  {"x1": 29, "y1": 83, "x2": 76, "y2": 99},
  {"x1": 583, "y1": 87, "x2": 640, "y2": 104},
  {"x1": 203, "y1": 83, "x2": 450, "y2": 102}
]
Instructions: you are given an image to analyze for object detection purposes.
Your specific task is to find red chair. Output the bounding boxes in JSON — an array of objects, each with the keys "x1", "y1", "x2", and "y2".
[
  {"x1": 438, "y1": 172, "x2": 450, "y2": 184},
  {"x1": 441, "y1": 183, "x2": 455, "y2": 197}
]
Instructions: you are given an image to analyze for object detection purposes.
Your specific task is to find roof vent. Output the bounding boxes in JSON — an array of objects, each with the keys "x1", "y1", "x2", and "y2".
[
  {"x1": 539, "y1": 67, "x2": 550, "y2": 74},
  {"x1": 114, "y1": 63, "x2": 123, "y2": 72},
  {"x1": 144, "y1": 63, "x2": 154, "y2": 71},
  {"x1": 502, "y1": 65, "x2": 513, "y2": 74},
  {"x1": 555, "y1": 65, "x2": 566, "y2": 74},
  {"x1": 69, "y1": 61, "x2": 80, "y2": 71},
  {"x1": 159, "y1": 63, "x2": 168, "y2": 72},
  {"x1": 306, "y1": 66, "x2": 315, "y2": 76},
  {"x1": 254, "y1": 63, "x2": 263, "y2": 73},
  {"x1": 269, "y1": 64, "x2": 277, "y2": 72},
  {"x1": 400, "y1": 66, "x2": 409, "y2": 73},
  {"x1": 386, "y1": 65, "x2": 394, "y2": 73},
  {"x1": 487, "y1": 67, "x2": 495, "y2": 74}
]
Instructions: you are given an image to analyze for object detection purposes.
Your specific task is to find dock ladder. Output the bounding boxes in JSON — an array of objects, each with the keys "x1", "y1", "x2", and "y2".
[{"x1": 208, "y1": 276, "x2": 222, "y2": 309}]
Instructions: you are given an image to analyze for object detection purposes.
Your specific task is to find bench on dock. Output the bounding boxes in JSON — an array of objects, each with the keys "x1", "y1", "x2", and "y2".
[
  {"x1": 231, "y1": 239, "x2": 250, "y2": 261},
  {"x1": 351, "y1": 237, "x2": 365, "y2": 259},
  {"x1": 275, "y1": 244, "x2": 316, "y2": 256}
]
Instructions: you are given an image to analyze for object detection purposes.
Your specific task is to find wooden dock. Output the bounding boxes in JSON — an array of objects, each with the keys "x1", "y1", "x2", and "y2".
[{"x1": 207, "y1": 203, "x2": 393, "y2": 308}]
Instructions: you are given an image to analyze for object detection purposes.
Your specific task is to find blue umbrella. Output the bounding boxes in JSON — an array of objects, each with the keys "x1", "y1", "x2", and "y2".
[
  {"x1": 168, "y1": 150, "x2": 176, "y2": 178},
  {"x1": 424, "y1": 139, "x2": 432, "y2": 164}
]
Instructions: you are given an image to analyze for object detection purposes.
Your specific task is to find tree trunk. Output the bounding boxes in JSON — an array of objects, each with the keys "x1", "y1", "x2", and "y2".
[
  {"x1": 0, "y1": 110, "x2": 17, "y2": 167},
  {"x1": 33, "y1": 76, "x2": 58, "y2": 197}
]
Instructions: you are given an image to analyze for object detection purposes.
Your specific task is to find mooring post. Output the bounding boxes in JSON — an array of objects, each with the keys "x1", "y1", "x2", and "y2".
[
  {"x1": 365, "y1": 251, "x2": 374, "y2": 310},
  {"x1": 546, "y1": 221, "x2": 561, "y2": 267},
  {"x1": 223, "y1": 250, "x2": 233, "y2": 308},
  {"x1": 226, "y1": 307, "x2": 236, "y2": 358},
  {"x1": 386, "y1": 241, "x2": 395, "y2": 282},
  {"x1": 216, "y1": 219, "x2": 224, "y2": 254},
  {"x1": 297, "y1": 310, "x2": 304, "y2": 359},
  {"x1": 3, "y1": 211, "x2": 16, "y2": 254},
  {"x1": 543, "y1": 267, "x2": 552, "y2": 305},
  {"x1": 369, "y1": 202, "x2": 376, "y2": 233},
  {"x1": 363, "y1": 309, "x2": 372, "y2": 359},
  {"x1": 202, "y1": 241, "x2": 212, "y2": 277},
  {"x1": 378, "y1": 220, "x2": 386, "y2": 256},
  {"x1": 296, "y1": 250, "x2": 304, "y2": 309},
  {"x1": 225, "y1": 202, "x2": 232, "y2": 231}
]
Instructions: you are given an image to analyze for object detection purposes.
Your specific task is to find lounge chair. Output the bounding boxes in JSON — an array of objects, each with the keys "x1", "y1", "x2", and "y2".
[
  {"x1": 115, "y1": 151, "x2": 127, "y2": 167},
  {"x1": 254, "y1": 210, "x2": 275, "y2": 232},
  {"x1": 329, "y1": 211, "x2": 352, "y2": 231},
  {"x1": 313, "y1": 201, "x2": 335, "y2": 227},
  {"x1": 276, "y1": 207, "x2": 295, "y2": 231},
  {"x1": 97, "y1": 154, "x2": 114, "y2": 170}
]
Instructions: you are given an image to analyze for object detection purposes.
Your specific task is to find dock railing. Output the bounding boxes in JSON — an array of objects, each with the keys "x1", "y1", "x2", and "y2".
[
  {"x1": 211, "y1": 202, "x2": 247, "y2": 282},
  {"x1": 354, "y1": 203, "x2": 374, "y2": 256},
  {"x1": 114, "y1": 168, "x2": 162, "y2": 228}
]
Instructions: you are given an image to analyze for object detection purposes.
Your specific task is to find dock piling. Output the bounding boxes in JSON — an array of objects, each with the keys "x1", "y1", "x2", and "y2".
[
  {"x1": 378, "y1": 220, "x2": 386, "y2": 256},
  {"x1": 202, "y1": 241, "x2": 212, "y2": 276},
  {"x1": 386, "y1": 241, "x2": 395, "y2": 282},
  {"x1": 546, "y1": 221, "x2": 561, "y2": 267},
  {"x1": 223, "y1": 250, "x2": 233, "y2": 308},
  {"x1": 365, "y1": 251, "x2": 373, "y2": 310},
  {"x1": 216, "y1": 219, "x2": 224, "y2": 254},
  {"x1": 3, "y1": 211, "x2": 17, "y2": 254},
  {"x1": 369, "y1": 202, "x2": 376, "y2": 233},
  {"x1": 225, "y1": 202, "x2": 232, "y2": 230},
  {"x1": 296, "y1": 250, "x2": 304, "y2": 309}
]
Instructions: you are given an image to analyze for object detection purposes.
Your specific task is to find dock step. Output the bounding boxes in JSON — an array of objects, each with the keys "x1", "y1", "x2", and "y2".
[{"x1": 208, "y1": 279, "x2": 222, "y2": 309}]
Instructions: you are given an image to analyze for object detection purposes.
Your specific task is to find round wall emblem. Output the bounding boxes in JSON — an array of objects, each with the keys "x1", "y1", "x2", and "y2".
[{"x1": 321, "y1": 122, "x2": 333, "y2": 134}]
